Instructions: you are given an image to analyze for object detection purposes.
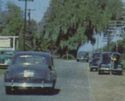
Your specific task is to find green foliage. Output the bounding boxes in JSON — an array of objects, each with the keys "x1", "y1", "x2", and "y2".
[
  {"x1": 0, "y1": 2, "x2": 23, "y2": 36},
  {"x1": 0, "y1": 2, "x2": 38, "y2": 50},
  {"x1": 38, "y1": 0, "x2": 123, "y2": 50}
]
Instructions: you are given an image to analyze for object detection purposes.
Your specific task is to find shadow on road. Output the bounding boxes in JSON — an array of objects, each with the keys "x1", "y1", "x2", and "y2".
[{"x1": 7, "y1": 88, "x2": 60, "y2": 96}]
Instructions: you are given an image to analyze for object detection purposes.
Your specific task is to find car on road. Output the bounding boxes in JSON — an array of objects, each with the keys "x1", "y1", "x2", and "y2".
[
  {"x1": 89, "y1": 57, "x2": 101, "y2": 71},
  {"x1": 0, "y1": 50, "x2": 15, "y2": 68},
  {"x1": 98, "y1": 52, "x2": 112, "y2": 74},
  {"x1": 89, "y1": 52, "x2": 101, "y2": 71},
  {"x1": 91, "y1": 52, "x2": 101, "y2": 59},
  {"x1": 111, "y1": 52, "x2": 123, "y2": 75},
  {"x1": 4, "y1": 51, "x2": 57, "y2": 94},
  {"x1": 76, "y1": 51, "x2": 89, "y2": 62}
]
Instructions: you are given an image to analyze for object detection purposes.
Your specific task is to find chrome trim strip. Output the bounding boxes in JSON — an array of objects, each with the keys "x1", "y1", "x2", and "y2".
[
  {"x1": 100, "y1": 68, "x2": 110, "y2": 70},
  {"x1": 5, "y1": 82, "x2": 53, "y2": 88},
  {"x1": 90, "y1": 66, "x2": 98, "y2": 68}
]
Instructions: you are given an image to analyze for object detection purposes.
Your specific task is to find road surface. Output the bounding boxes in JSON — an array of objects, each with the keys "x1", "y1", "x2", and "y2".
[{"x1": 0, "y1": 59, "x2": 93, "y2": 101}]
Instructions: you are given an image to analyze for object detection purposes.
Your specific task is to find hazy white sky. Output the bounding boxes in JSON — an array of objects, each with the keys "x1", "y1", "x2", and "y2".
[{"x1": 1, "y1": 0, "x2": 50, "y2": 22}]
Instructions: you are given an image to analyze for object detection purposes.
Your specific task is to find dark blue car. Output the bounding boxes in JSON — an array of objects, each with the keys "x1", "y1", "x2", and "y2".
[
  {"x1": 98, "y1": 52, "x2": 112, "y2": 74},
  {"x1": 111, "y1": 52, "x2": 123, "y2": 75},
  {"x1": 89, "y1": 57, "x2": 101, "y2": 71},
  {"x1": 4, "y1": 51, "x2": 57, "y2": 94},
  {"x1": 89, "y1": 52, "x2": 101, "y2": 71}
]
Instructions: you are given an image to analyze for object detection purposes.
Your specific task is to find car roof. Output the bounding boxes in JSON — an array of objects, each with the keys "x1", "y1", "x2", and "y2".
[
  {"x1": 92, "y1": 52, "x2": 101, "y2": 55},
  {"x1": 15, "y1": 51, "x2": 51, "y2": 57},
  {"x1": 111, "y1": 52, "x2": 121, "y2": 55},
  {"x1": 15, "y1": 51, "x2": 49, "y2": 54},
  {"x1": 101, "y1": 52, "x2": 112, "y2": 54},
  {"x1": 11, "y1": 51, "x2": 53, "y2": 65}
]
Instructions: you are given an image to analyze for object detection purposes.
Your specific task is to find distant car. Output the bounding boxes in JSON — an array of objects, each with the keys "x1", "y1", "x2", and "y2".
[
  {"x1": 91, "y1": 52, "x2": 101, "y2": 59},
  {"x1": 76, "y1": 51, "x2": 89, "y2": 62},
  {"x1": 89, "y1": 57, "x2": 101, "y2": 71},
  {"x1": 111, "y1": 52, "x2": 123, "y2": 75},
  {"x1": 4, "y1": 51, "x2": 57, "y2": 94},
  {"x1": 0, "y1": 50, "x2": 15, "y2": 68},
  {"x1": 89, "y1": 52, "x2": 101, "y2": 71},
  {"x1": 98, "y1": 52, "x2": 112, "y2": 74}
]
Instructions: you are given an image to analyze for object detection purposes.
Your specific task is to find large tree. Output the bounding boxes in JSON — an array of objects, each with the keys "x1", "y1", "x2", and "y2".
[
  {"x1": 38, "y1": 0, "x2": 123, "y2": 52},
  {"x1": 0, "y1": 2, "x2": 23, "y2": 36}
]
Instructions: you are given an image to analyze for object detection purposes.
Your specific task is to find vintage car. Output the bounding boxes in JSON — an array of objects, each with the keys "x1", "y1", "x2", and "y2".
[
  {"x1": 89, "y1": 52, "x2": 101, "y2": 71},
  {"x1": 76, "y1": 51, "x2": 89, "y2": 62},
  {"x1": 0, "y1": 50, "x2": 15, "y2": 68},
  {"x1": 98, "y1": 52, "x2": 112, "y2": 74},
  {"x1": 89, "y1": 57, "x2": 101, "y2": 71},
  {"x1": 4, "y1": 51, "x2": 57, "y2": 94},
  {"x1": 91, "y1": 52, "x2": 101, "y2": 59},
  {"x1": 111, "y1": 52, "x2": 123, "y2": 75}
]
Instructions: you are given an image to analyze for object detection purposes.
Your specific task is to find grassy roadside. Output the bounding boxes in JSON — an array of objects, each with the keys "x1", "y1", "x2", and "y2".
[
  {"x1": 121, "y1": 60, "x2": 125, "y2": 70},
  {"x1": 0, "y1": 69, "x2": 5, "y2": 75},
  {"x1": 0, "y1": 66, "x2": 6, "y2": 75},
  {"x1": 88, "y1": 66, "x2": 125, "y2": 101},
  {"x1": 0, "y1": 69, "x2": 5, "y2": 76}
]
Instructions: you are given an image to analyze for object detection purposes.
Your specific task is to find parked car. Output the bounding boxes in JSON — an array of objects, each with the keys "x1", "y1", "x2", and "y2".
[
  {"x1": 76, "y1": 51, "x2": 89, "y2": 62},
  {"x1": 91, "y1": 52, "x2": 101, "y2": 59},
  {"x1": 4, "y1": 51, "x2": 57, "y2": 94},
  {"x1": 89, "y1": 52, "x2": 102, "y2": 71},
  {"x1": 89, "y1": 57, "x2": 101, "y2": 71},
  {"x1": 111, "y1": 52, "x2": 123, "y2": 75},
  {"x1": 98, "y1": 52, "x2": 112, "y2": 74},
  {"x1": 0, "y1": 50, "x2": 15, "y2": 68}
]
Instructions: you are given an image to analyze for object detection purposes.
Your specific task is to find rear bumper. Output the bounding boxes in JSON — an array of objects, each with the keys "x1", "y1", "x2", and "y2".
[
  {"x1": 90, "y1": 65, "x2": 98, "y2": 69},
  {"x1": 99, "y1": 68, "x2": 110, "y2": 74},
  {"x1": 77, "y1": 58, "x2": 88, "y2": 61},
  {"x1": 4, "y1": 82, "x2": 53, "y2": 88},
  {"x1": 0, "y1": 63, "x2": 8, "y2": 69},
  {"x1": 111, "y1": 68, "x2": 122, "y2": 71},
  {"x1": 111, "y1": 69, "x2": 123, "y2": 74}
]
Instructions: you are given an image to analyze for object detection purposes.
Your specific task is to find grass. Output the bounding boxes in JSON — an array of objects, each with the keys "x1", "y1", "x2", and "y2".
[
  {"x1": 121, "y1": 60, "x2": 125, "y2": 70},
  {"x1": 0, "y1": 69, "x2": 5, "y2": 75},
  {"x1": 0, "y1": 66, "x2": 6, "y2": 75},
  {"x1": 89, "y1": 71, "x2": 125, "y2": 101}
]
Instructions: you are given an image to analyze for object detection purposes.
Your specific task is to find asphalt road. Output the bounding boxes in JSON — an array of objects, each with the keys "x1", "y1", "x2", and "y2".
[{"x1": 0, "y1": 59, "x2": 93, "y2": 101}]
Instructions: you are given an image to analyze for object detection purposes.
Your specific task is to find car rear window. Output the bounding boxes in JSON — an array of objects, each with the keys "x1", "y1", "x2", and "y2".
[
  {"x1": 102, "y1": 53, "x2": 111, "y2": 64},
  {"x1": 92, "y1": 53, "x2": 101, "y2": 58},
  {"x1": 14, "y1": 54, "x2": 47, "y2": 65}
]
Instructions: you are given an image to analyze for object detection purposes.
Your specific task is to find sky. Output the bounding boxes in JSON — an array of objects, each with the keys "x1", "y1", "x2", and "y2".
[
  {"x1": 1, "y1": 0, "x2": 125, "y2": 22},
  {"x1": 1, "y1": 0, "x2": 50, "y2": 22}
]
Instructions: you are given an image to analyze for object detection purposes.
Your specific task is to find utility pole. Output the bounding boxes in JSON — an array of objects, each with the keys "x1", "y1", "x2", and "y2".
[
  {"x1": 107, "y1": 31, "x2": 111, "y2": 51},
  {"x1": 27, "y1": 8, "x2": 35, "y2": 49},
  {"x1": 27, "y1": 9, "x2": 35, "y2": 27},
  {"x1": 0, "y1": 0, "x2": 2, "y2": 31},
  {"x1": 18, "y1": 0, "x2": 34, "y2": 50},
  {"x1": 0, "y1": 0, "x2": 2, "y2": 12}
]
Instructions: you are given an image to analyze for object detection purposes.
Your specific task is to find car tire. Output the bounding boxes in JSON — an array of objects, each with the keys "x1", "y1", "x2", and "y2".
[
  {"x1": 52, "y1": 80, "x2": 56, "y2": 89},
  {"x1": 90, "y1": 68, "x2": 93, "y2": 72},
  {"x1": 120, "y1": 71, "x2": 123, "y2": 75},
  {"x1": 98, "y1": 70, "x2": 102, "y2": 75},
  {"x1": 77, "y1": 59, "x2": 79, "y2": 62},
  {"x1": 111, "y1": 71, "x2": 114, "y2": 75},
  {"x1": 5, "y1": 86, "x2": 13, "y2": 94}
]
